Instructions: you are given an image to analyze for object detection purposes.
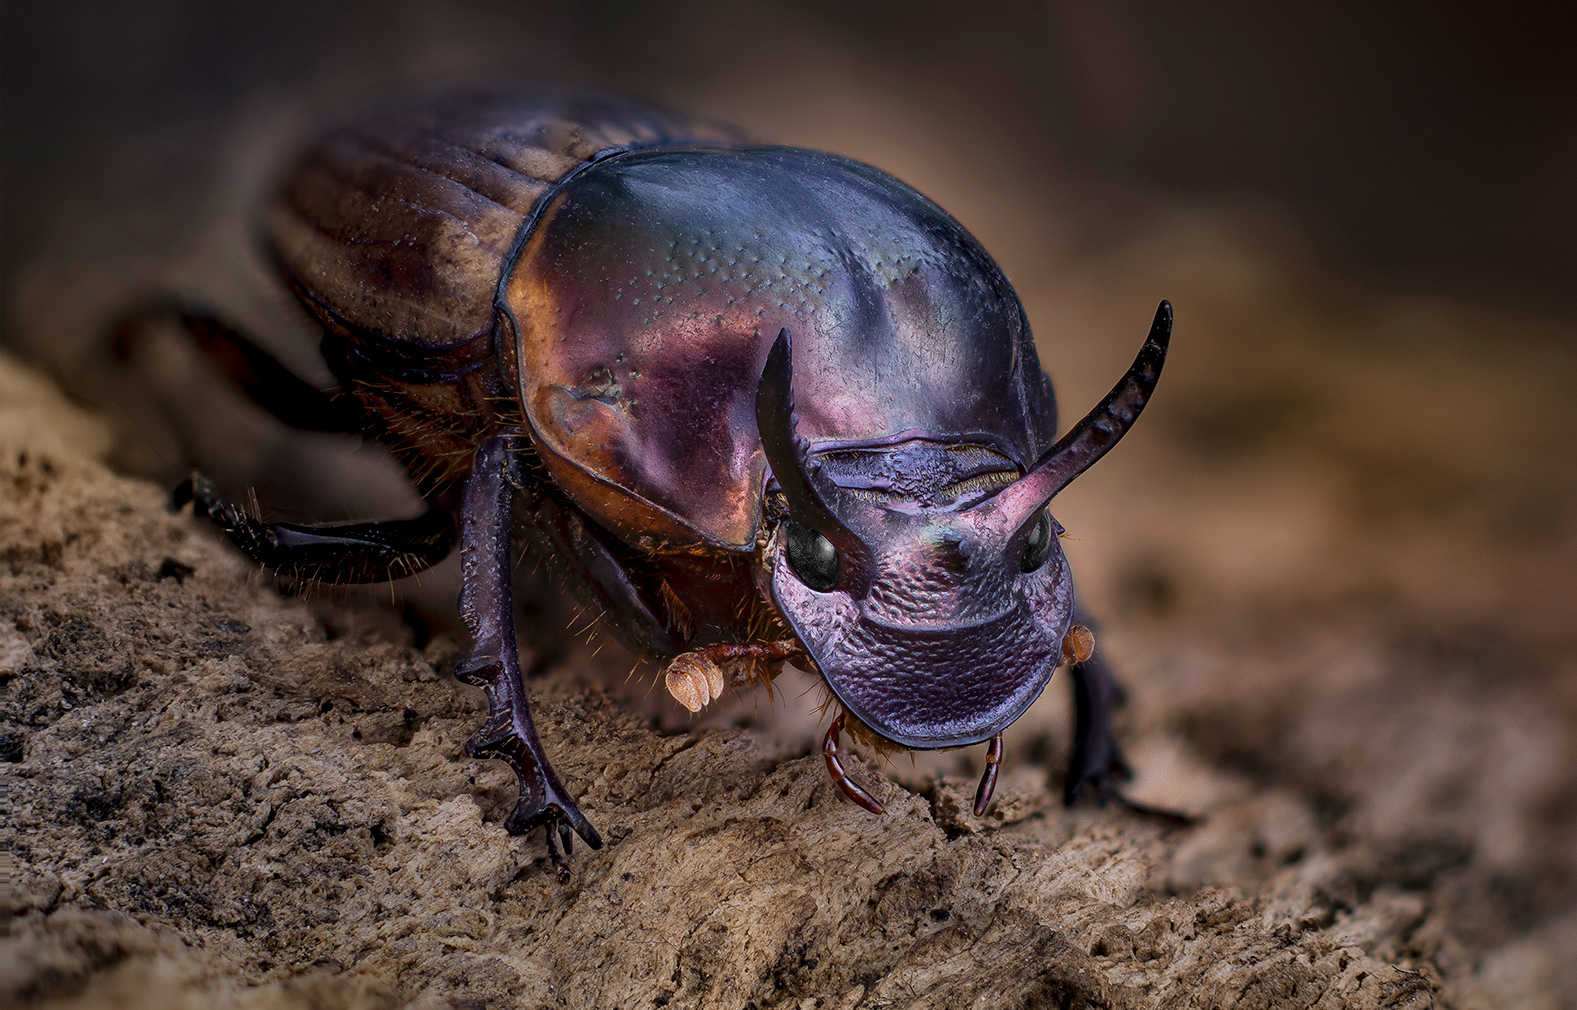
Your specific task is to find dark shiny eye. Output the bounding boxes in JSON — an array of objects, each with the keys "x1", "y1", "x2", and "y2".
[
  {"x1": 784, "y1": 521, "x2": 839, "y2": 591},
  {"x1": 1019, "y1": 511, "x2": 1053, "y2": 573}
]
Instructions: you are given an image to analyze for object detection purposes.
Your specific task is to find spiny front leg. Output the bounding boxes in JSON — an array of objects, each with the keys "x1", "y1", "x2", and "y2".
[
  {"x1": 457, "y1": 431, "x2": 601, "y2": 874},
  {"x1": 1063, "y1": 640, "x2": 1132, "y2": 807},
  {"x1": 1063, "y1": 619, "x2": 1194, "y2": 825}
]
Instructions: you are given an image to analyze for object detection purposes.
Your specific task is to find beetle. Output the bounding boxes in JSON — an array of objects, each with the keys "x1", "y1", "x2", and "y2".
[{"x1": 131, "y1": 87, "x2": 1171, "y2": 871}]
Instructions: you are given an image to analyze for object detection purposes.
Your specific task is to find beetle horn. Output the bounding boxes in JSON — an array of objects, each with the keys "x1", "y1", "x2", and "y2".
[
  {"x1": 756, "y1": 328, "x2": 874, "y2": 583},
  {"x1": 981, "y1": 301, "x2": 1171, "y2": 532}
]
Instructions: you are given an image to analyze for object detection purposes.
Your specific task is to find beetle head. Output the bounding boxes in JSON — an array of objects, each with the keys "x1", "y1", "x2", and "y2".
[{"x1": 757, "y1": 303, "x2": 1170, "y2": 749}]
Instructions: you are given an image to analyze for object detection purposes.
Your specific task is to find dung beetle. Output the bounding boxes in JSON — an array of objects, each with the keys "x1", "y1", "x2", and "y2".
[{"x1": 135, "y1": 87, "x2": 1171, "y2": 871}]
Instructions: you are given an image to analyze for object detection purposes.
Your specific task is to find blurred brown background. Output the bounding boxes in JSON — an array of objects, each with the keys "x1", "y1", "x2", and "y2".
[
  {"x1": 4, "y1": 3, "x2": 1577, "y2": 1007},
  {"x1": 4, "y1": 0, "x2": 1576, "y2": 320}
]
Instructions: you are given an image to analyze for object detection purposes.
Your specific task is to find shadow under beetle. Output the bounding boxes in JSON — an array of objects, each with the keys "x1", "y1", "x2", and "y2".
[{"x1": 142, "y1": 87, "x2": 1173, "y2": 872}]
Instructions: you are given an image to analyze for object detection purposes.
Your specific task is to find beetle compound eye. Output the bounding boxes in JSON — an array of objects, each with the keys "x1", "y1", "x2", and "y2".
[
  {"x1": 1019, "y1": 511, "x2": 1053, "y2": 573},
  {"x1": 784, "y1": 521, "x2": 840, "y2": 591}
]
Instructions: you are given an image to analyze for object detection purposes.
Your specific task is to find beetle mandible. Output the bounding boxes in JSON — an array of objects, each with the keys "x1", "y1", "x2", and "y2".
[{"x1": 141, "y1": 87, "x2": 1171, "y2": 871}]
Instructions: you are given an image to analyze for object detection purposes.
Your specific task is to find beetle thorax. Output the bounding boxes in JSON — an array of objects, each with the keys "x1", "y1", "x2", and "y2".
[{"x1": 497, "y1": 145, "x2": 1055, "y2": 552}]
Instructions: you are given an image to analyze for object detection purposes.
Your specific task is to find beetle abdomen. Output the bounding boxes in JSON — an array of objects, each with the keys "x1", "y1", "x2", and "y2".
[{"x1": 268, "y1": 88, "x2": 742, "y2": 483}]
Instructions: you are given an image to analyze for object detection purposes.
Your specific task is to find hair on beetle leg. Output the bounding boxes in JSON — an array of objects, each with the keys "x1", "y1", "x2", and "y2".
[
  {"x1": 585, "y1": 605, "x2": 611, "y2": 640},
  {"x1": 658, "y1": 580, "x2": 694, "y2": 641},
  {"x1": 735, "y1": 649, "x2": 789, "y2": 710},
  {"x1": 753, "y1": 660, "x2": 779, "y2": 705},
  {"x1": 564, "y1": 602, "x2": 592, "y2": 635}
]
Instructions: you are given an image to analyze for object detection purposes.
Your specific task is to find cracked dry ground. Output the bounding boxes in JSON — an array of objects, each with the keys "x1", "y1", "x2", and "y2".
[{"x1": 2, "y1": 248, "x2": 1576, "y2": 1010}]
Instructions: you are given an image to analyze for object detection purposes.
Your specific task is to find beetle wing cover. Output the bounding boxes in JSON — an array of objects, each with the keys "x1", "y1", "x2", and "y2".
[{"x1": 269, "y1": 87, "x2": 743, "y2": 354}]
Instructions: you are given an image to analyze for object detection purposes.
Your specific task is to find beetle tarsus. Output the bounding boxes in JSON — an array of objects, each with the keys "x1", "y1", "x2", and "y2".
[
  {"x1": 1113, "y1": 794, "x2": 1198, "y2": 827},
  {"x1": 973, "y1": 734, "x2": 1004, "y2": 816},
  {"x1": 822, "y1": 715, "x2": 886, "y2": 814},
  {"x1": 456, "y1": 657, "x2": 602, "y2": 853},
  {"x1": 459, "y1": 432, "x2": 602, "y2": 871}
]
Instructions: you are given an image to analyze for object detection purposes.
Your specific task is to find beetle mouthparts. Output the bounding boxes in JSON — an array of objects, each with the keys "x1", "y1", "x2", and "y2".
[
  {"x1": 665, "y1": 652, "x2": 726, "y2": 712},
  {"x1": 974, "y1": 735, "x2": 1004, "y2": 816},
  {"x1": 823, "y1": 714, "x2": 885, "y2": 814}
]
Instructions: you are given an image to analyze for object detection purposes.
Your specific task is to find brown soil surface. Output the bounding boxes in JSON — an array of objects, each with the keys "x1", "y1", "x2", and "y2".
[{"x1": 4, "y1": 210, "x2": 1576, "y2": 1009}]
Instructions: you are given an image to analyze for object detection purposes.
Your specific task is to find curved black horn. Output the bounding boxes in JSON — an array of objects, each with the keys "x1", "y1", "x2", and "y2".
[
  {"x1": 980, "y1": 301, "x2": 1171, "y2": 532},
  {"x1": 756, "y1": 329, "x2": 874, "y2": 584}
]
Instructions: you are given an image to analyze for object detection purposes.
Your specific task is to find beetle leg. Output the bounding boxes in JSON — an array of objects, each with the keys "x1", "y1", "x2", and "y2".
[
  {"x1": 822, "y1": 714, "x2": 885, "y2": 814},
  {"x1": 111, "y1": 301, "x2": 366, "y2": 433},
  {"x1": 510, "y1": 480, "x2": 684, "y2": 657},
  {"x1": 973, "y1": 734, "x2": 1004, "y2": 816},
  {"x1": 171, "y1": 472, "x2": 454, "y2": 584},
  {"x1": 1064, "y1": 619, "x2": 1195, "y2": 825},
  {"x1": 457, "y1": 431, "x2": 602, "y2": 875},
  {"x1": 1064, "y1": 638, "x2": 1133, "y2": 808}
]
